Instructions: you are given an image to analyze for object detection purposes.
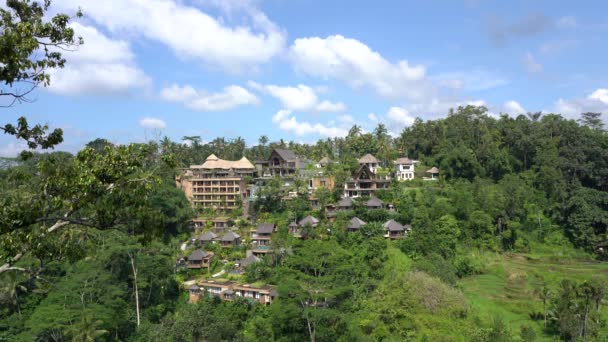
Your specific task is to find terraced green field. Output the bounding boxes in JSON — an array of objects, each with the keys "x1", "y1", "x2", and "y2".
[{"x1": 460, "y1": 249, "x2": 608, "y2": 340}]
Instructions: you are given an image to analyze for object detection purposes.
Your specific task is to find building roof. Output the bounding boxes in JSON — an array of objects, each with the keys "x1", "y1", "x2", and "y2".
[
  {"x1": 338, "y1": 197, "x2": 354, "y2": 207},
  {"x1": 426, "y1": 167, "x2": 439, "y2": 174},
  {"x1": 199, "y1": 231, "x2": 218, "y2": 241},
  {"x1": 366, "y1": 196, "x2": 384, "y2": 207},
  {"x1": 221, "y1": 231, "x2": 241, "y2": 242},
  {"x1": 358, "y1": 153, "x2": 379, "y2": 164},
  {"x1": 318, "y1": 157, "x2": 331, "y2": 165},
  {"x1": 274, "y1": 149, "x2": 297, "y2": 161},
  {"x1": 394, "y1": 157, "x2": 414, "y2": 165},
  {"x1": 188, "y1": 249, "x2": 211, "y2": 261},
  {"x1": 189, "y1": 285, "x2": 200, "y2": 291},
  {"x1": 238, "y1": 254, "x2": 261, "y2": 267},
  {"x1": 256, "y1": 223, "x2": 275, "y2": 234},
  {"x1": 298, "y1": 215, "x2": 319, "y2": 226},
  {"x1": 193, "y1": 154, "x2": 254, "y2": 170},
  {"x1": 383, "y1": 219, "x2": 404, "y2": 232},
  {"x1": 288, "y1": 221, "x2": 299, "y2": 228},
  {"x1": 404, "y1": 224, "x2": 412, "y2": 231},
  {"x1": 348, "y1": 217, "x2": 367, "y2": 230}
]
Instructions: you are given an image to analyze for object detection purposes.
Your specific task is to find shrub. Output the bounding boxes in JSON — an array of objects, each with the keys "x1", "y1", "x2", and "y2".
[{"x1": 413, "y1": 253, "x2": 458, "y2": 285}]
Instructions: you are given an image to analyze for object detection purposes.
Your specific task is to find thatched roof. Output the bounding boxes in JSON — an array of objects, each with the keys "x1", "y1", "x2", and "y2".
[
  {"x1": 338, "y1": 197, "x2": 353, "y2": 207},
  {"x1": 383, "y1": 219, "x2": 404, "y2": 232},
  {"x1": 188, "y1": 249, "x2": 211, "y2": 261},
  {"x1": 256, "y1": 223, "x2": 275, "y2": 234},
  {"x1": 318, "y1": 157, "x2": 331, "y2": 165},
  {"x1": 394, "y1": 157, "x2": 414, "y2": 165},
  {"x1": 366, "y1": 196, "x2": 384, "y2": 208},
  {"x1": 298, "y1": 215, "x2": 319, "y2": 226},
  {"x1": 199, "y1": 231, "x2": 218, "y2": 242},
  {"x1": 348, "y1": 217, "x2": 367, "y2": 230},
  {"x1": 274, "y1": 149, "x2": 297, "y2": 161},
  {"x1": 221, "y1": 232, "x2": 241, "y2": 242},
  {"x1": 426, "y1": 167, "x2": 439, "y2": 174},
  {"x1": 238, "y1": 254, "x2": 260, "y2": 267},
  {"x1": 193, "y1": 154, "x2": 255, "y2": 170},
  {"x1": 358, "y1": 154, "x2": 379, "y2": 164}
]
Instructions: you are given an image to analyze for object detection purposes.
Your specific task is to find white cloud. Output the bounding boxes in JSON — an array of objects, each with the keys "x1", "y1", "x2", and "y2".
[
  {"x1": 503, "y1": 100, "x2": 526, "y2": 115},
  {"x1": 552, "y1": 88, "x2": 608, "y2": 120},
  {"x1": 248, "y1": 82, "x2": 346, "y2": 112},
  {"x1": 139, "y1": 117, "x2": 167, "y2": 129},
  {"x1": 271, "y1": 110, "x2": 349, "y2": 137},
  {"x1": 368, "y1": 113, "x2": 378, "y2": 122},
  {"x1": 160, "y1": 84, "x2": 198, "y2": 102},
  {"x1": 387, "y1": 107, "x2": 415, "y2": 127},
  {"x1": 523, "y1": 52, "x2": 543, "y2": 73},
  {"x1": 160, "y1": 84, "x2": 259, "y2": 111},
  {"x1": 48, "y1": 23, "x2": 150, "y2": 95},
  {"x1": 290, "y1": 35, "x2": 432, "y2": 100},
  {"x1": 316, "y1": 100, "x2": 346, "y2": 112},
  {"x1": 588, "y1": 88, "x2": 608, "y2": 104},
  {"x1": 57, "y1": 0, "x2": 285, "y2": 72}
]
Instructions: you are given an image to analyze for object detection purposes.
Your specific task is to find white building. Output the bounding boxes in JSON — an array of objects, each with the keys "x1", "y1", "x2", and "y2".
[{"x1": 394, "y1": 157, "x2": 418, "y2": 181}]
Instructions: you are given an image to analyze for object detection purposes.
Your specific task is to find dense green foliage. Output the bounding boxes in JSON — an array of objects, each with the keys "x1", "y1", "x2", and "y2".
[{"x1": 1, "y1": 106, "x2": 607, "y2": 341}]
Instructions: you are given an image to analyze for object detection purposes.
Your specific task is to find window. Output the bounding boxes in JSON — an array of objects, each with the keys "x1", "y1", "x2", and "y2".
[{"x1": 320, "y1": 180, "x2": 327, "y2": 187}]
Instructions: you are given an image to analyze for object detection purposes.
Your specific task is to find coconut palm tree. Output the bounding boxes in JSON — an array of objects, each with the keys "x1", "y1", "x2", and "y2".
[{"x1": 67, "y1": 312, "x2": 108, "y2": 342}]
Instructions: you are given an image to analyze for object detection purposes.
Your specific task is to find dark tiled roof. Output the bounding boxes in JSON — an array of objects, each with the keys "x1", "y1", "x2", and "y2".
[
  {"x1": 298, "y1": 215, "x2": 319, "y2": 226},
  {"x1": 221, "y1": 232, "x2": 241, "y2": 242},
  {"x1": 348, "y1": 217, "x2": 367, "y2": 229},
  {"x1": 366, "y1": 196, "x2": 384, "y2": 207},
  {"x1": 256, "y1": 223, "x2": 275, "y2": 234},
  {"x1": 384, "y1": 219, "x2": 404, "y2": 232},
  {"x1": 188, "y1": 249, "x2": 210, "y2": 261},
  {"x1": 274, "y1": 149, "x2": 296, "y2": 161}
]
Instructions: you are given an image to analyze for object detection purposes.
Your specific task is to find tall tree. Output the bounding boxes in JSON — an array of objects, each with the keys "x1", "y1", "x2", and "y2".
[
  {"x1": 0, "y1": 1, "x2": 83, "y2": 152},
  {"x1": 579, "y1": 112, "x2": 604, "y2": 130}
]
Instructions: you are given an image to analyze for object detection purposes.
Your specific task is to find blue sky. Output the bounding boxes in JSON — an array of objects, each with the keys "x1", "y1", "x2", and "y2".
[{"x1": 2, "y1": 0, "x2": 608, "y2": 156}]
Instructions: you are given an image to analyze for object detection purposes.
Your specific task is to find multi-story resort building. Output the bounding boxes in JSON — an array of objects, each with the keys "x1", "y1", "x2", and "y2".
[
  {"x1": 176, "y1": 154, "x2": 255, "y2": 212},
  {"x1": 344, "y1": 164, "x2": 390, "y2": 198},
  {"x1": 255, "y1": 149, "x2": 309, "y2": 178},
  {"x1": 189, "y1": 280, "x2": 277, "y2": 305}
]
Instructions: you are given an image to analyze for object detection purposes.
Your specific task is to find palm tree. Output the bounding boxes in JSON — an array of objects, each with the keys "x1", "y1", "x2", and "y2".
[
  {"x1": 535, "y1": 284, "x2": 551, "y2": 328},
  {"x1": 258, "y1": 135, "x2": 269, "y2": 146},
  {"x1": 68, "y1": 312, "x2": 108, "y2": 342},
  {"x1": 0, "y1": 272, "x2": 27, "y2": 317}
]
